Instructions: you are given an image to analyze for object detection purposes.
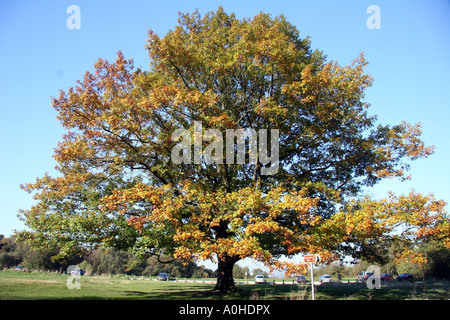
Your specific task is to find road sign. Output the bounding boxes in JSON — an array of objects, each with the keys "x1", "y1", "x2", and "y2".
[
  {"x1": 303, "y1": 254, "x2": 321, "y2": 300},
  {"x1": 304, "y1": 254, "x2": 320, "y2": 264}
]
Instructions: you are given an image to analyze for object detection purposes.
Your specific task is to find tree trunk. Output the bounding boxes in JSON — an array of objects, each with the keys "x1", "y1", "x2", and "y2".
[{"x1": 213, "y1": 255, "x2": 239, "y2": 293}]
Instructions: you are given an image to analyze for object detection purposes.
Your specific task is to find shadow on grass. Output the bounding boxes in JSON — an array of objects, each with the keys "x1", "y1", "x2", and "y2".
[
  {"x1": 68, "y1": 281, "x2": 449, "y2": 300},
  {"x1": 2, "y1": 271, "x2": 448, "y2": 300},
  {"x1": 314, "y1": 281, "x2": 450, "y2": 300},
  {"x1": 118, "y1": 289, "x2": 236, "y2": 300},
  {"x1": 118, "y1": 283, "x2": 293, "y2": 300}
]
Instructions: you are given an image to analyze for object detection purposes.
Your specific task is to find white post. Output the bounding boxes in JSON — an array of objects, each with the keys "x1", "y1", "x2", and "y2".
[{"x1": 310, "y1": 263, "x2": 315, "y2": 300}]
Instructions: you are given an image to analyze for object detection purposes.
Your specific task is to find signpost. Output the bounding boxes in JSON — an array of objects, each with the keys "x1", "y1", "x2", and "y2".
[
  {"x1": 303, "y1": 254, "x2": 320, "y2": 300},
  {"x1": 304, "y1": 254, "x2": 319, "y2": 264}
]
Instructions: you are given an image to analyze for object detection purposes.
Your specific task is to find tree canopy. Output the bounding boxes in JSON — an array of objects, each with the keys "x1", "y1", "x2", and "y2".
[{"x1": 18, "y1": 8, "x2": 448, "y2": 292}]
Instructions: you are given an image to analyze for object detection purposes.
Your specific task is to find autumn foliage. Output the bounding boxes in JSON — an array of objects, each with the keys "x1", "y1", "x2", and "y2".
[{"x1": 19, "y1": 8, "x2": 448, "y2": 292}]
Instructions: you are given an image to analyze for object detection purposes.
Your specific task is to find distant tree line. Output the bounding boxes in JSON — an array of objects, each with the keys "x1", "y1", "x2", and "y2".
[
  {"x1": 315, "y1": 240, "x2": 450, "y2": 281},
  {"x1": 232, "y1": 264, "x2": 268, "y2": 279},
  {"x1": 2, "y1": 234, "x2": 448, "y2": 280},
  {"x1": 0, "y1": 235, "x2": 80, "y2": 272},
  {"x1": 0, "y1": 235, "x2": 214, "y2": 277},
  {"x1": 0, "y1": 234, "x2": 268, "y2": 278},
  {"x1": 73, "y1": 247, "x2": 216, "y2": 278}
]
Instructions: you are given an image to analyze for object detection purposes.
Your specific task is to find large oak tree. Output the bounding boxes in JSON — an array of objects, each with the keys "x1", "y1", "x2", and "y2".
[{"x1": 19, "y1": 8, "x2": 448, "y2": 292}]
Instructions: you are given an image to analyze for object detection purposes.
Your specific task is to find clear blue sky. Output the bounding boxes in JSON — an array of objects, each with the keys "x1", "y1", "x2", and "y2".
[{"x1": 1, "y1": 0, "x2": 449, "y2": 263}]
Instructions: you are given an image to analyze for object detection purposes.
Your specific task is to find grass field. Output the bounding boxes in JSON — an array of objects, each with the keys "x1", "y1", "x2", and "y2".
[{"x1": 1, "y1": 271, "x2": 449, "y2": 300}]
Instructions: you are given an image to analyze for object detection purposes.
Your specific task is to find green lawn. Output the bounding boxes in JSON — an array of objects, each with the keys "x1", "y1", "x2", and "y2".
[{"x1": 1, "y1": 271, "x2": 449, "y2": 300}]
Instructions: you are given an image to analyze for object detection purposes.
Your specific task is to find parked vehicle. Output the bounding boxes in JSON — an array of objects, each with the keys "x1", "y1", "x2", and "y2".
[
  {"x1": 157, "y1": 273, "x2": 169, "y2": 281},
  {"x1": 319, "y1": 274, "x2": 332, "y2": 283},
  {"x1": 14, "y1": 266, "x2": 25, "y2": 271},
  {"x1": 357, "y1": 271, "x2": 374, "y2": 281},
  {"x1": 70, "y1": 268, "x2": 84, "y2": 276},
  {"x1": 380, "y1": 273, "x2": 393, "y2": 281},
  {"x1": 296, "y1": 275, "x2": 306, "y2": 283},
  {"x1": 254, "y1": 275, "x2": 266, "y2": 284},
  {"x1": 396, "y1": 273, "x2": 414, "y2": 281}
]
